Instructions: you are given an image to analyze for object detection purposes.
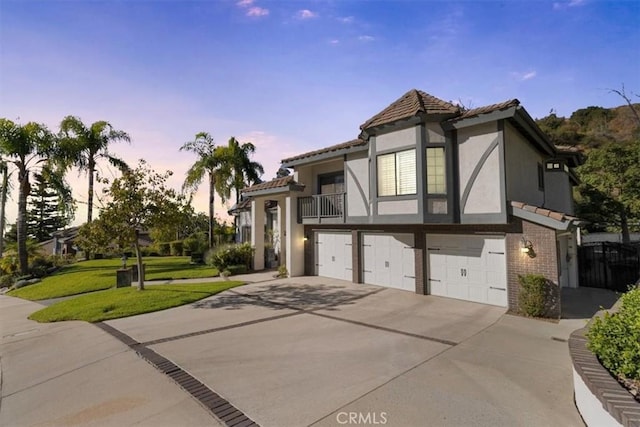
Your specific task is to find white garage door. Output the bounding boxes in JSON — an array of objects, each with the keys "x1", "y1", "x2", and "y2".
[
  {"x1": 315, "y1": 232, "x2": 353, "y2": 281},
  {"x1": 427, "y1": 234, "x2": 507, "y2": 307},
  {"x1": 362, "y1": 233, "x2": 415, "y2": 292}
]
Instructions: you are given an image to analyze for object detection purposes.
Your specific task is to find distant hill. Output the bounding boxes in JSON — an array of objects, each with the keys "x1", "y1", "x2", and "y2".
[{"x1": 535, "y1": 103, "x2": 640, "y2": 149}]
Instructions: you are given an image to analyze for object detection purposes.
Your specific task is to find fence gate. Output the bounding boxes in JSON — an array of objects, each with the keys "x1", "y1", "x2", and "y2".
[{"x1": 578, "y1": 242, "x2": 640, "y2": 292}]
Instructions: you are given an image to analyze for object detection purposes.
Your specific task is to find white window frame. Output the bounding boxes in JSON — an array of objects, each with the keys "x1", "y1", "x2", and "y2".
[{"x1": 377, "y1": 149, "x2": 416, "y2": 197}]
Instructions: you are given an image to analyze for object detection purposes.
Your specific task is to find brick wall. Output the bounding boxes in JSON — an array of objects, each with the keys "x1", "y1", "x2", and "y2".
[{"x1": 506, "y1": 219, "x2": 561, "y2": 318}]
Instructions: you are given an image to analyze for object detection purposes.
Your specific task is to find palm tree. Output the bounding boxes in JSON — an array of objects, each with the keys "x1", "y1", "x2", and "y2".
[
  {"x1": 0, "y1": 119, "x2": 57, "y2": 274},
  {"x1": 180, "y1": 132, "x2": 228, "y2": 249},
  {"x1": 218, "y1": 137, "x2": 264, "y2": 205},
  {"x1": 59, "y1": 116, "x2": 130, "y2": 223},
  {"x1": 0, "y1": 160, "x2": 10, "y2": 257}
]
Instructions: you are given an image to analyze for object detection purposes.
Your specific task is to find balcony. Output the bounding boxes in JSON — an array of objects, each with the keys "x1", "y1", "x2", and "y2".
[{"x1": 298, "y1": 193, "x2": 345, "y2": 224}]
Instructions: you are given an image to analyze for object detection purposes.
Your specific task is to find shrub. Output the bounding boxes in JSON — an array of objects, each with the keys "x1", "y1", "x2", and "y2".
[
  {"x1": 29, "y1": 256, "x2": 54, "y2": 278},
  {"x1": 170, "y1": 240, "x2": 184, "y2": 256},
  {"x1": 207, "y1": 243, "x2": 254, "y2": 271},
  {"x1": 587, "y1": 287, "x2": 640, "y2": 380},
  {"x1": 0, "y1": 253, "x2": 18, "y2": 275},
  {"x1": 227, "y1": 264, "x2": 248, "y2": 275},
  {"x1": 0, "y1": 274, "x2": 15, "y2": 288},
  {"x1": 518, "y1": 274, "x2": 548, "y2": 317},
  {"x1": 156, "y1": 242, "x2": 171, "y2": 256},
  {"x1": 277, "y1": 264, "x2": 288, "y2": 278},
  {"x1": 184, "y1": 232, "x2": 208, "y2": 255}
]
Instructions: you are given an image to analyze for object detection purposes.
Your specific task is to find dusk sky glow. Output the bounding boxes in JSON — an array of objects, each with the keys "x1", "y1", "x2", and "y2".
[{"x1": 1, "y1": 0, "x2": 638, "y2": 225}]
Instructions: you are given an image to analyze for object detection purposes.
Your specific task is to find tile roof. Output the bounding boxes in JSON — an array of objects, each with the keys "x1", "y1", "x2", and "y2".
[
  {"x1": 510, "y1": 201, "x2": 578, "y2": 223},
  {"x1": 360, "y1": 89, "x2": 460, "y2": 130},
  {"x1": 241, "y1": 176, "x2": 301, "y2": 194},
  {"x1": 454, "y1": 99, "x2": 520, "y2": 120},
  {"x1": 281, "y1": 139, "x2": 367, "y2": 164}
]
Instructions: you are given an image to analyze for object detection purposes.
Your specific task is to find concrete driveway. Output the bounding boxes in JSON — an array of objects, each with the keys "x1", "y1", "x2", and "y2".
[
  {"x1": 108, "y1": 277, "x2": 582, "y2": 426},
  {"x1": 99, "y1": 276, "x2": 585, "y2": 427}
]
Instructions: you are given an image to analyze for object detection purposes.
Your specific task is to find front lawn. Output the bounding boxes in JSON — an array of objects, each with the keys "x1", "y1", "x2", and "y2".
[
  {"x1": 7, "y1": 257, "x2": 219, "y2": 301},
  {"x1": 29, "y1": 281, "x2": 242, "y2": 323}
]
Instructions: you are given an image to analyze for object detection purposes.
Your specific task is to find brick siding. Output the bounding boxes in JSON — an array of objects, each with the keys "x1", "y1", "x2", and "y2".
[{"x1": 506, "y1": 219, "x2": 561, "y2": 318}]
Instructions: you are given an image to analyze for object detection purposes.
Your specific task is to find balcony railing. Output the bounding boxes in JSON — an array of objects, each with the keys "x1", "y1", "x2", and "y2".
[{"x1": 298, "y1": 193, "x2": 345, "y2": 222}]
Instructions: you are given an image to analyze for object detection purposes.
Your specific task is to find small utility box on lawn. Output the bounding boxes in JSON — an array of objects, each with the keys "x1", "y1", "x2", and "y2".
[{"x1": 116, "y1": 268, "x2": 132, "y2": 288}]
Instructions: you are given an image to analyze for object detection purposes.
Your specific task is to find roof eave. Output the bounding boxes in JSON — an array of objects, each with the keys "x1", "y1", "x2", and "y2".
[
  {"x1": 242, "y1": 184, "x2": 305, "y2": 197},
  {"x1": 282, "y1": 144, "x2": 368, "y2": 168},
  {"x1": 511, "y1": 206, "x2": 578, "y2": 231},
  {"x1": 442, "y1": 106, "x2": 518, "y2": 131}
]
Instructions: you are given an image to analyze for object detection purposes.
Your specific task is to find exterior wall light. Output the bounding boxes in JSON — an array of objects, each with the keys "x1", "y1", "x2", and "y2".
[{"x1": 520, "y1": 237, "x2": 535, "y2": 257}]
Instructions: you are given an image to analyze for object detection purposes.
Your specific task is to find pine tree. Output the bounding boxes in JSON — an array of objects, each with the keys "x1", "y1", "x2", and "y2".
[{"x1": 26, "y1": 171, "x2": 71, "y2": 242}]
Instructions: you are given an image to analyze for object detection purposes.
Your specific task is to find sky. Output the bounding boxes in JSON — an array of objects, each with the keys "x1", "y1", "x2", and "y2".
[{"x1": 1, "y1": 0, "x2": 639, "y2": 227}]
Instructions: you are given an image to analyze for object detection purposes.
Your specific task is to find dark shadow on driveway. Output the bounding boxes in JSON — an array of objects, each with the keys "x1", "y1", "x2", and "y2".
[
  {"x1": 562, "y1": 287, "x2": 620, "y2": 319},
  {"x1": 192, "y1": 282, "x2": 383, "y2": 312}
]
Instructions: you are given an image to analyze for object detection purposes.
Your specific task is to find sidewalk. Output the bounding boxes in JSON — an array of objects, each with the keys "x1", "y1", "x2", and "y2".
[{"x1": 0, "y1": 295, "x2": 223, "y2": 427}]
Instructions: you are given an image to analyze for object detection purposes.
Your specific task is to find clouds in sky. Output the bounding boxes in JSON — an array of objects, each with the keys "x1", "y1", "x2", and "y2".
[
  {"x1": 553, "y1": 0, "x2": 586, "y2": 10},
  {"x1": 296, "y1": 9, "x2": 318, "y2": 20},
  {"x1": 237, "y1": 0, "x2": 269, "y2": 17},
  {"x1": 512, "y1": 71, "x2": 538, "y2": 81}
]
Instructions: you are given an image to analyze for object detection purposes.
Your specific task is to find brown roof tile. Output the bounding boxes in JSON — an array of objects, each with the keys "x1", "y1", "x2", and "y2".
[
  {"x1": 360, "y1": 89, "x2": 460, "y2": 130},
  {"x1": 510, "y1": 201, "x2": 578, "y2": 223},
  {"x1": 242, "y1": 176, "x2": 301, "y2": 194},
  {"x1": 454, "y1": 99, "x2": 520, "y2": 121},
  {"x1": 281, "y1": 139, "x2": 366, "y2": 164}
]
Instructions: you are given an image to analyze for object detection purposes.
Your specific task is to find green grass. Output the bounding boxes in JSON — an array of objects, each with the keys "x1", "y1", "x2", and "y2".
[
  {"x1": 7, "y1": 257, "x2": 219, "y2": 301},
  {"x1": 29, "y1": 281, "x2": 243, "y2": 323}
]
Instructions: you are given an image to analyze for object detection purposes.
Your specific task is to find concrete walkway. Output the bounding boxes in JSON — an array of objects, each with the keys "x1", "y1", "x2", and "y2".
[{"x1": 1, "y1": 273, "x2": 609, "y2": 426}]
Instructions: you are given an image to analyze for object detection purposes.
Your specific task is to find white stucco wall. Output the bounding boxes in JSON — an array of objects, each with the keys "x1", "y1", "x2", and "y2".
[
  {"x1": 458, "y1": 122, "x2": 502, "y2": 214},
  {"x1": 504, "y1": 122, "x2": 545, "y2": 207},
  {"x1": 377, "y1": 199, "x2": 418, "y2": 215},
  {"x1": 346, "y1": 151, "x2": 370, "y2": 217},
  {"x1": 375, "y1": 126, "x2": 418, "y2": 152}
]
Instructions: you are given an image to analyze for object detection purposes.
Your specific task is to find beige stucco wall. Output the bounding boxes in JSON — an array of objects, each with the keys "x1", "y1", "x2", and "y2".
[
  {"x1": 504, "y1": 122, "x2": 545, "y2": 206},
  {"x1": 545, "y1": 171, "x2": 574, "y2": 214},
  {"x1": 425, "y1": 122, "x2": 446, "y2": 144},
  {"x1": 458, "y1": 122, "x2": 502, "y2": 214},
  {"x1": 346, "y1": 150, "x2": 370, "y2": 217},
  {"x1": 377, "y1": 199, "x2": 418, "y2": 215},
  {"x1": 375, "y1": 125, "x2": 418, "y2": 152}
]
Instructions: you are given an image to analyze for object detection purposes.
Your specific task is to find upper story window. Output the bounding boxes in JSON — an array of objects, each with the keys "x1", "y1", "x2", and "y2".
[
  {"x1": 426, "y1": 147, "x2": 446, "y2": 194},
  {"x1": 377, "y1": 149, "x2": 416, "y2": 196},
  {"x1": 318, "y1": 173, "x2": 344, "y2": 194}
]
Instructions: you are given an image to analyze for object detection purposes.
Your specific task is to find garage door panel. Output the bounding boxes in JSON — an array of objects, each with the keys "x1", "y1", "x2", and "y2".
[
  {"x1": 361, "y1": 233, "x2": 415, "y2": 292},
  {"x1": 427, "y1": 234, "x2": 507, "y2": 307},
  {"x1": 316, "y1": 232, "x2": 352, "y2": 281}
]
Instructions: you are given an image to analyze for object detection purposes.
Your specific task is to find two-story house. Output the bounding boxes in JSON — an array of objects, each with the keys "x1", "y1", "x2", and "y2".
[{"x1": 240, "y1": 89, "x2": 584, "y2": 316}]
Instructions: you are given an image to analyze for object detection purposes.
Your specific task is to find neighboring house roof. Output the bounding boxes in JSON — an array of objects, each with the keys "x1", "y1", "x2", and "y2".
[
  {"x1": 282, "y1": 139, "x2": 367, "y2": 167},
  {"x1": 241, "y1": 176, "x2": 305, "y2": 197},
  {"x1": 360, "y1": 89, "x2": 460, "y2": 130},
  {"x1": 510, "y1": 201, "x2": 583, "y2": 230}
]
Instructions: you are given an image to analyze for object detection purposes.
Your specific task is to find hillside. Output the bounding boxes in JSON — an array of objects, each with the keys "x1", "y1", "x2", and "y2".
[{"x1": 535, "y1": 103, "x2": 640, "y2": 148}]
